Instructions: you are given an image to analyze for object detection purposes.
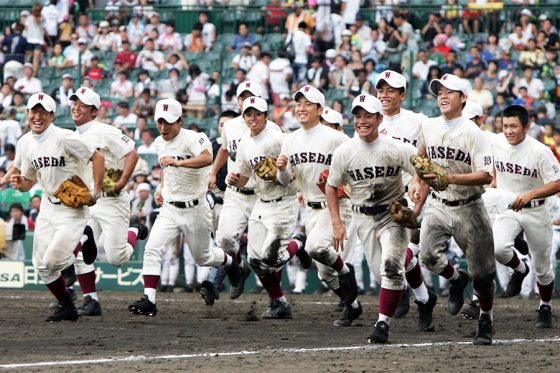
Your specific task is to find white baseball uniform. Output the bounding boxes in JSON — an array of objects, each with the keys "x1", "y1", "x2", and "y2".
[
  {"x1": 418, "y1": 116, "x2": 495, "y2": 297},
  {"x1": 142, "y1": 128, "x2": 225, "y2": 277},
  {"x1": 279, "y1": 123, "x2": 355, "y2": 290},
  {"x1": 215, "y1": 116, "x2": 281, "y2": 253},
  {"x1": 17, "y1": 124, "x2": 93, "y2": 284},
  {"x1": 236, "y1": 126, "x2": 298, "y2": 276},
  {"x1": 74, "y1": 120, "x2": 136, "y2": 272},
  {"x1": 328, "y1": 135, "x2": 416, "y2": 290},
  {"x1": 492, "y1": 133, "x2": 560, "y2": 287},
  {"x1": 550, "y1": 195, "x2": 560, "y2": 272}
]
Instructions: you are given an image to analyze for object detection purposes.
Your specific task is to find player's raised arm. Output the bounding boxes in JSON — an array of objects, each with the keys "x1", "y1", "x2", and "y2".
[
  {"x1": 90, "y1": 149, "x2": 105, "y2": 196},
  {"x1": 117, "y1": 148, "x2": 139, "y2": 194}
]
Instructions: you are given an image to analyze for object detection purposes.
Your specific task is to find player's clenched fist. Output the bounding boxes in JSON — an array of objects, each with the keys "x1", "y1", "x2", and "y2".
[
  {"x1": 276, "y1": 155, "x2": 288, "y2": 171},
  {"x1": 10, "y1": 174, "x2": 23, "y2": 189},
  {"x1": 159, "y1": 156, "x2": 177, "y2": 167},
  {"x1": 227, "y1": 173, "x2": 240, "y2": 186},
  {"x1": 154, "y1": 190, "x2": 164, "y2": 206}
]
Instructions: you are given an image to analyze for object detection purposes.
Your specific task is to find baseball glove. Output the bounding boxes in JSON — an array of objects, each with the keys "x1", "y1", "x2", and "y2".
[
  {"x1": 410, "y1": 154, "x2": 449, "y2": 191},
  {"x1": 317, "y1": 169, "x2": 348, "y2": 199},
  {"x1": 254, "y1": 156, "x2": 278, "y2": 182},
  {"x1": 389, "y1": 200, "x2": 418, "y2": 229},
  {"x1": 102, "y1": 168, "x2": 123, "y2": 197},
  {"x1": 54, "y1": 175, "x2": 96, "y2": 208}
]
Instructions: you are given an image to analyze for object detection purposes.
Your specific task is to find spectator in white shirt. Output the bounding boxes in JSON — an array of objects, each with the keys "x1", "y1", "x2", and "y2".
[
  {"x1": 289, "y1": 21, "x2": 313, "y2": 84},
  {"x1": 91, "y1": 21, "x2": 117, "y2": 52},
  {"x1": 341, "y1": 0, "x2": 360, "y2": 26},
  {"x1": 517, "y1": 65, "x2": 545, "y2": 100},
  {"x1": 158, "y1": 23, "x2": 182, "y2": 52},
  {"x1": 469, "y1": 76, "x2": 494, "y2": 110},
  {"x1": 247, "y1": 52, "x2": 271, "y2": 100},
  {"x1": 185, "y1": 64, "x2": 209, "y2": 119},
  {"x1": 361, "y1": 27, "x2": 386, "y2": 63},
  {"x1": 231, "y1": 43, "x2": 256, "y2": 72},
  {"x1": 50, "y1": 73, "x2": 75, "y2": 109},
  {"x1": 111, "y1": 71, "x2": 134, "y2": 99},
  {"x1": 412, "y1": 49, "x2": 437, "y2": 81},
  {"x1": 113, "y1": 101, "x2": 139, "y2": 131},
  {"x1": 14, "y1": 63, "x2": 42, "y2": 97},
  {"x1": 199, "y1": 11, "x2": 216, "y2": 50},
  {"x1": 127, "y1": 13, "x2": 145, "y2": 49},
  {"x1": 64, "y1": 38, "x2": 93, "y2": 67},
  {"x1": 25, "y1": 4, "x2": 47, "y2": 76},
  {"x1": 269, "y1": 50, "x2": 292, "y2": 102},
  {"x1": 42, "y1": 0, "x2": 62, "y2": 43},
  {"x1": 144, "y1": 12, "x2": 166, "y2": 38},
  {"x1": 137, "y1": 129, "x2": 157, "y2": 155},
  {"x1": 157, "y1": 68, "x2": 181, "y2": 99},
  {"x1": 0, "y1": 109, "x2": 22, "y2": 148},
  {"x1": 135, "y1": 38, "x2": 164, "y2": 72},
  {"x1": 75, "y1": 13, "x2": 96, "y2": 42},
  {"x1": 0, "y1": 143, "x2": 16, "y2": 170},
  {"x1": 134, "y1": 69, "x2": 157, "y2": 97}
]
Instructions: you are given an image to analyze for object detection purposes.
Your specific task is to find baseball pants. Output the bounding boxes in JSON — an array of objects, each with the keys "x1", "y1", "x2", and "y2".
[
  {"x1": 33, "y1": 199, "x2": 87, "y2": 284},
  {"x1": 354, "y1": 211, "x2": 408, "y2": 291},
  {"x1": 142, "y1": 201, "x2": 223, "y2": 276},
  {"x1": 247, "y1": 197, "x2": 299, "y2": 276},
  {"x1": 494, "y1": 206, "x2": 554, "y2": 286},
  {"x1": 420, "y1": 198, "x2": 496, "y2": 299},
  {"x1": 305, "y1": 200, "x2": 356, "y2": 290},
  {"x1": 215, "y1": 187, "x2": 256, "y2": 253}
]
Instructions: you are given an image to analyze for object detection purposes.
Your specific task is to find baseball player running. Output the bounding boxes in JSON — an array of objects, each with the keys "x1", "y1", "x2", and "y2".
[
  {"x1": 12, "y1": 92, "x2": 104, "y2": 321},
  {"x1": 492, "y1": 104, "x2": 560, "y2": 328},
  {"x1": 409, "y1": 74, "x2": 496, "y2": 345},
  {"x1": 228, "y1": 96, "x2": 311, "y2": 318},
  {"x1": 320, "y1": 107, "x2": 344, "y2": 131},
  {"x1": 376, "y1": 70, "x2": 437, "y2": 328},
  {"x1": 276, "y1": 85, "x2": 360, "y2": 326},
  {"x1": 327, "y1": 94, "x2": 425, "y2": 343},
  {"x1": 69, "y1": 87, "x2": 147, "y2": 316},
  {"x1": 129, "y1": 98, "x2": 242, "y2": 316},
  {"x1": 203, "y1": 81, "x2": 283, "y2": 304}
]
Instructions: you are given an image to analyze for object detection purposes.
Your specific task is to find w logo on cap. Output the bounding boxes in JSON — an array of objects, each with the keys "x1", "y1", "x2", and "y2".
[
  {"x1": 250, "y1": 98, "x2": 255, "y2": 104},
  {"x1": 304, "y1": 86, "x2": 311, "y2": 92},
  {"x1": 245, "y1": 82, "x2": 251, "y2": 88},
  {"x1": 385, "y1": 71, "x2": 391, "y2": 79},
  {"x1": 359, "y1": 95, "x2": 366, "y2": 102},
  {"x1": 442, "y1": 74, "x2": 448, "y2": 81},
  {"x1": 163, "y1": 104, "x2": 169, "y2": 112},
  {"x1": 38, "y1": 94, "x2": 44, "y2": 100},
  {"x1": 81, "y1": 88, "x2": 86, "y2": 94}
]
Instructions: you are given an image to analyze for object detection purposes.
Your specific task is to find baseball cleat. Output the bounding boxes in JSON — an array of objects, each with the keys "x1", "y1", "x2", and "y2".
[
  {"x1": 129, "y1": 216, "x2": 149, "y2": 240},
  {"x1": 333, "y1": 301, "x2": 362, "y2": 327},
  {"x1": 77, "y1": 295, "x2": 102, "y2": 316},
  {"x1": 200, "y1": 280, "x2": 217, "y2": 306},
  {"x1": 473, "y1": 313, "x2": 493, "y2": 345},
  {"x1": 128, "y1": 295, "x2": 157, "y2": 317},
  {"x1": 49, "y1": 288, "x2": 77, "y2": 309},
  {"x1": 46, "y1": 293, "x2": 78, "y2": 322},
  {"x1": 230, "y1": 264, "x2": 251, "y2": 299},
  {"x1": 394, "y1": 287, "x2": 410, "y2": 318},
  {"x1": 367, "y1": 321, "x2": 389, "y2": 344},
  {"x1": 81, "y1": 225, "x2": 98, "y2": 265},
  {"x1": 261, "y1": 299, "x2": 292, "y2": 319},
  {"x1": 293, "y1": 232, "x2": 312, "y2": 270},
  {"x1": 461, "y1": 299, "x2": 480, "y2": 320},
  {"x1": 334, "y1": 300, "x2": 345, "y2": 312},
  {"x1": 62, "y1": 264, "x2": 77, "y2": 288},
  {"x1": 447, "y1": 269, "x2": 470, "y2": 316},
  {"x1": 536, "y1": 305, "x2": 552, "y2": 328},
  {"x1": 506, "y1": 266, "x2": 530, "y2": 298},
  {"x1": 338, "y1": 264, "x2": 359, "y2": 306},
  {"x1": 415, "y1": 290, "x2": 437, "y2": 331},
  {"x1": 225, "y1": 251, "x2": 242, "y2": 288}
]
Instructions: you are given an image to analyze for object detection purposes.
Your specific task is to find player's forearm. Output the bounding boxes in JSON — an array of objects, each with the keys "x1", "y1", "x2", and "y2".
[
  {"x1": 17, "y1": 177, "x2": 34, "y2": 192},
  {"x1": 0, "y1": 166, "x2": 19, "y2": 186},
  {"x1": 233, "y1": 174, "x2": 249, "y2": 188},
  {"x1": 91, "y1": 151, "x2": 105, "y2": 193},
  {"x1": 119, "y1": 149, "x2": 139, "y2": 187},
  {"x1": 210, "y1": 148, "x2": 228, "y2": 176},
  {"x1": 524, "y1": 180, "x2": 560, "y2": 201},
  {"x1": 177, "y1": 152, "x2": 212, "y2": 169},
  {"x1": 326, "y1": 184, "x2": 342, "y2": 226},
  {"x1": 447, "y1": 171, "x2": 492, "y2": 186}
]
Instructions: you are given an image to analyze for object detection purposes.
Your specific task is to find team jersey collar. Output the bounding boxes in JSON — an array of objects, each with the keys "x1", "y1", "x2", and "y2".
[
  {"x1": 302, "y1": 122, "x2": 322, "y2": 136},
  {"x1": 383, "y1": 109, "x2": 402, "y2": 122},
  {"x1": 442, "y1": 115, "x2": 464, "y2": 129},
  {"x1": 76, "y1": 120, "x2": 95, "y2": 134},
  {"x1": 32, "y1": 122, "x2": 55, "y2": 143},
  {"x1": 252, "y1": 126, "x2": 268, "y2": 140},
  {"x1": 356, "y1": 134, "x2": 382, "y2": 151}
]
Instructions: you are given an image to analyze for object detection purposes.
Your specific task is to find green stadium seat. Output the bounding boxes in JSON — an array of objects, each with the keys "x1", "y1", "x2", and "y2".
[{"x1": 1, "y1": 189, "x2": 31, "y2": 212}]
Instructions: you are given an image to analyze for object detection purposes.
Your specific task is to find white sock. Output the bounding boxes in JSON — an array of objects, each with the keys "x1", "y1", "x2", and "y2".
[
  {"x1": 408, "y1": 243, "x2": 420, "y2": 256},
  {"x1": 80, "y1": 234, "x2": 88, "y2": 245},
  {"x1": 338, "y1": 263, "x2": 350, "y2": 275},
  {"x1": 378, "y1": 313, "x2": 391, "y2": 325},
  {"x1": 85, "y1": 292, "x2": 98, "y2": 301},
  {"x1": 129, "y1": 227, "x2": 139, "y2": 236},
  {"x1": 351, "y1": 300, "x2": 359, "y2": 309},
  {"x1": 274, "y1": 295, "x2": 287, "y2": 303},
  {"x1": 514, "y1": 260, "x2": 526, "y2": 273},
  {"x1": 412, "y1": 283, "x2": 429, "y2": 304},
  {"x1": 480, "y1": 309, "x2": 493, "y2": 321},
  {"x1": 540, "y1": 300, "x2": 551, "y2": 307},
  {"x1": 224, "y1": 254, "x2": 233, "y2": 267},
  {"x1": 145, "y1": 288, "x2": 156, "y2": 304}
]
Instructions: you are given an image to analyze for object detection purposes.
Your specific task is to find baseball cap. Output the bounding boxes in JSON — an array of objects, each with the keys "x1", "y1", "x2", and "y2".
[
  {"x1": 137, "y1": 183, "x2": 151, "y2": 192},
  {"x1": 99, "y1": 20, "x2": 110, "y2": 28},
  {"x1": 429, "y1": 73, "x2": 469, "y2": 96},
  {"x1": 236, "y1": 81, "x2": 263, "y2": 98},
  {"x1": 351, "y1": 94, "x2": 383, "y2": 115},
  {"x1": 242, "y1": 96, "x2": 268, "y2": 114},
  {"x1": 342, "y1": 29, "x2": 352, "y2": 37},
  {"x1": 70, "y1": 87, "x2": 101, "y2": 109},
  {"x1": 293, "y1": 85, "x2": 326, "y2": 107},
  {"x1": 23, "y1": 62, "x2": 33, "y2": 69},
  {"x1": 375, "y1": 70, "x2": 407, "y2": 91},
  {"x1": 539, "y1": 14, "x2": 548, "y2": 21},
  {"x1": 62, "y1": 73, "x2": 73, "y2": 80},
  {"x1": 321, "y1": 107, "x2": 344, "y2": 126},
  {"x1": 463, "y1": 100, "x2": 483, "y2": 119},
  {"x1": 20, "y1": 10, "x2": 30, "y2": 17},
  {"x1": 325, "y1": 49, "x2": 337, "y2": 59},
  {"x1": 27, "y1": 93, "x2": 56, "y2": 112},
  {"x1": 521, "y1": 8, "x2": 532, "y2": 17},
  {"x1": 498, "y1": 70, "x2": 509, "y2": 80},
  {"x1": 154, "y1": 98, "x2": 183, "y2": 123},
  {"x1": 78, "y1": 38, "x2": 88, "y2": 44}
]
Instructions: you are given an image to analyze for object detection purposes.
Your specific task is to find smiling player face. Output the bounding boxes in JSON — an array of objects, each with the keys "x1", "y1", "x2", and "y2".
[
  {"x1": 437, "y1": 87, "x2": 466, "y2": 120},
  {"x1": 28, "y1": 105, "x2": 55, "y2": 134},
  {"x1": 353, "y1": 107, "x2": 383, "y2": 143},
  {"x1": 295, "y1": 96, "x2": 322, "y2": 127},
  {"x1": 243, "y1": 108, "x2": 267, "y2": 135}
]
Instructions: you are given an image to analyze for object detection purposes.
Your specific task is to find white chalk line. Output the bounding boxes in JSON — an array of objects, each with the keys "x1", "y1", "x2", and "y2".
[{"x1": 2, "y1": 337, "x2": 560, "y2": 369}]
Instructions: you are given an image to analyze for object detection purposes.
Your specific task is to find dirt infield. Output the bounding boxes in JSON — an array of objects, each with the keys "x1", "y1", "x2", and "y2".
[{"x1": 1, "y1": 290, "x2": 559, "y2": 372}]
